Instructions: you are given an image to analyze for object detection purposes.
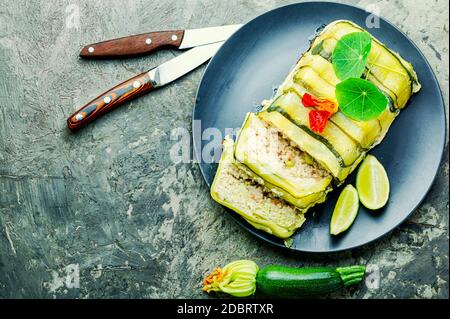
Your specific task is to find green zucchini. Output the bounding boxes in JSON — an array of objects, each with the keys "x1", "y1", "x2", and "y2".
[
  {"x1": 257, "y1": 265, "x2": 365, "y2": 297},
  {"x1": 203, "y1": 260, "x2": 366, "y2": 298}
]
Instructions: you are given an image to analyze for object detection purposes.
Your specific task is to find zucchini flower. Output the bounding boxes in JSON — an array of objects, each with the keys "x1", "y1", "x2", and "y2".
[{"x1": 203, "y1": 260, "x2": 259, "y2": 297}]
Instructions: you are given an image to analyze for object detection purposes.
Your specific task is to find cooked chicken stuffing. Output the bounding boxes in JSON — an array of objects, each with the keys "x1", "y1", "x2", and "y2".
[
  {"x1": 240, "y1": 115, "x2": 331, "y2": 182},
  {"x1": 213, "y1": 149, "x2": 306, "y2": 234}
]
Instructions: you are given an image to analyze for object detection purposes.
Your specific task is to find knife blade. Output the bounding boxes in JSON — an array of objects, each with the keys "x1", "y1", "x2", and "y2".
[
  {"x1": 68, "y1": 42, "x2": 223, "y2": 131},
  {"x1": 80, "y1": 24, "x2": 241, "y2": 58},
  {"x1": 178, "y1": 24, "x2": 242, "y2": 49},
  {"x1": 148, "y1": 41, "x2": 223, "y2": 87}
]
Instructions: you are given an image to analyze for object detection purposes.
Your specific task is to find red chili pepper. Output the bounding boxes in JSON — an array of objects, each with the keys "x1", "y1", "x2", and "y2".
[{"x1": 309, "y1": 110, "x2": 332, "y2": 133}]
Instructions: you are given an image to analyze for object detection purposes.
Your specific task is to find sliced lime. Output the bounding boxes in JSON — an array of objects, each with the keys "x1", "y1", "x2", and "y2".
[
  {"x1": 330, "y1": 185, "x2": 359, "y2": 235},
  {"x1": 356, "y1": 155, "x2": 390, "y2": 210}
]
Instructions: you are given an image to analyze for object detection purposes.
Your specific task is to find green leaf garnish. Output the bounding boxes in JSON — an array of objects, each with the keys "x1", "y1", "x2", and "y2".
[
  {"x1": 332, "y1": 32, "x2": 372, "y2": 80},
  {"x1": 336, "y1": 78, "x2": 388, "y2": 121}
]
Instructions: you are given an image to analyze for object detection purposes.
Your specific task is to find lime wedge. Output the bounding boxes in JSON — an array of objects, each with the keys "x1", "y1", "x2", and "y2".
[
  {"x1": 330, "y1": 185, "x2": 359, "y2": 235},
  {"x1": 356, "y1": 155, "x2": 390, "y2": 210}
]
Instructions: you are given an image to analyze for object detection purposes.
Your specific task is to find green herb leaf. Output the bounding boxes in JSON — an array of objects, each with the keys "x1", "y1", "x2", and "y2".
[
  {"x1": 336, "y1": 78, "x2": 388, "y2": 121},
  {"x1": 332, "y1": 32, "x2": 372, "y2": 80}
]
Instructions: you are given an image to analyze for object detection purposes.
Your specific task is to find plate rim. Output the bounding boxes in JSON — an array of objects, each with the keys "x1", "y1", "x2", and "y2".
[{"x1": 192, "y1": 1, "x2": 447, "y2": 253}]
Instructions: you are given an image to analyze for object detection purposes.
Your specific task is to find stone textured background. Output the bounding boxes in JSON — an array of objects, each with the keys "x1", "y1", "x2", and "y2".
[{"x1": 0, "y1": 0, "x2": 448, "y2": 299}]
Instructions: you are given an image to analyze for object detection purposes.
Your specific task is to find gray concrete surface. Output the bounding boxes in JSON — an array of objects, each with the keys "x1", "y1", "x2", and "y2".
[{"x1": 0, "y1": 0, "x2": 448, "y2": 299}]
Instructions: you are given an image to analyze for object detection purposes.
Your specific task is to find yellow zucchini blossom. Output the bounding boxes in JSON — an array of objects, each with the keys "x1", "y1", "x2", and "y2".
[{"x1": 203, "y1": 260, "x2": 259, "y2": 297}]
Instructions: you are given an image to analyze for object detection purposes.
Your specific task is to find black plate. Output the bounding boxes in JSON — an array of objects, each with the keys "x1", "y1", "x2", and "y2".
[{"x1": 193, "y1": 2, "x2": 446, "y2": 252}]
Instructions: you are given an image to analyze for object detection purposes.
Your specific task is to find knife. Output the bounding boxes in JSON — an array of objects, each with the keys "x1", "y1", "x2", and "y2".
[
  {"x1": 80, "y1": 24, "x2": 242, "y2": 58},
  {"x1": 68, "y1": 42, "x2": 223, "y2": 131}
]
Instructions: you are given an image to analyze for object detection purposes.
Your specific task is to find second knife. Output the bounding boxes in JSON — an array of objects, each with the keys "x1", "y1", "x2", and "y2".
[
  {"x1": 68, "y1": 42, "x2": 223, "y2": 131},
  {"x1": 80, "y1": 24, "x2": 241, "y2": 58}
]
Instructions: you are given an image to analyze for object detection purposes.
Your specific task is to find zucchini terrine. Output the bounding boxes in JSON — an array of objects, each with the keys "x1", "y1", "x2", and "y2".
[{"x1": 210, "y1": 20, "x2": 420, "y2": 239}]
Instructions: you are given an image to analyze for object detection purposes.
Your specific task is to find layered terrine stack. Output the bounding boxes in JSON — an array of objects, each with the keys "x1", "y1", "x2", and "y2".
[{"x1": 211, "y1": 20, "x2": 420, "y2": 239}]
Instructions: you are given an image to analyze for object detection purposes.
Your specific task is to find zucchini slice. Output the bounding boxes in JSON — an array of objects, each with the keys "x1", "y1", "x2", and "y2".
[
  {"x1": 234, "y1": 160, "x2": 331, "y2": 210},
  {"x1": 210, "y1": 137, "x2": 306, "y2": 239},
  {"x1": 234, "y1": 113, "x2": 334, "y2": 196}
]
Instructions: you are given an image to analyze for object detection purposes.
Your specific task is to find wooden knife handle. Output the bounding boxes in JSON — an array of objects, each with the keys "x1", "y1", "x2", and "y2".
[
  {"x1": 67, "y1": 71, "x2": 154, "y2": 131},
  {"x1": 80, "y1": 30, "x2": 184, "y2": 58}
]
